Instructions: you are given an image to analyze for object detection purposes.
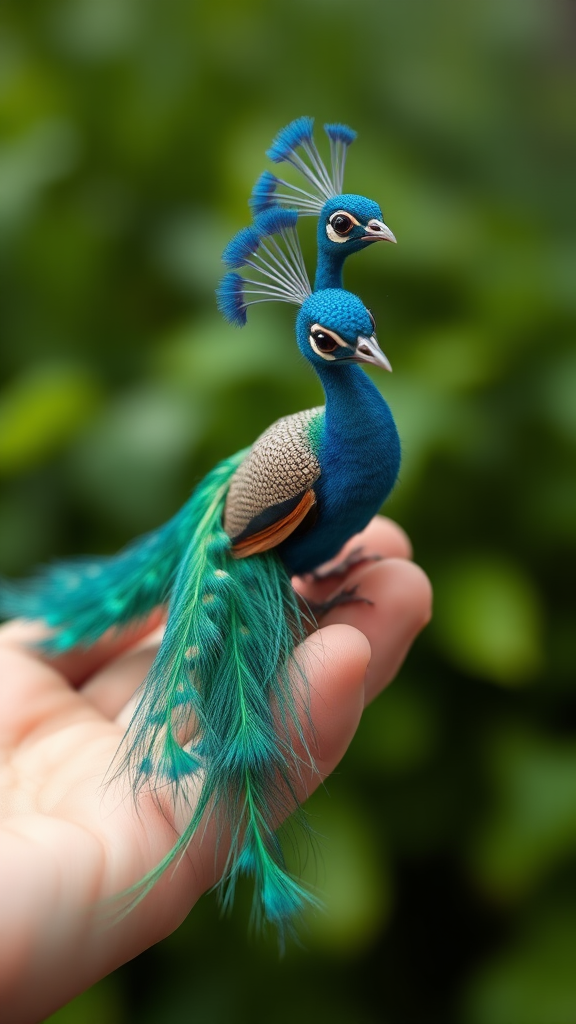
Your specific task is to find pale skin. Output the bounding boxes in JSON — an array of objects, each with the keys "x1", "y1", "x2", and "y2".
[{"x1": 0, "y1": 517, "x2": 432, "y2": 1024}]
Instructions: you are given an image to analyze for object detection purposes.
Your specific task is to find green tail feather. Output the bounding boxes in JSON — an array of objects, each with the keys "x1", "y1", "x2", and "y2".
[
  {"x1": 0, "y1": 448, "x2": 245, "y2": 653},
  {"x1": 109, "y1": 453, "x2": 320, "y2": 937}
]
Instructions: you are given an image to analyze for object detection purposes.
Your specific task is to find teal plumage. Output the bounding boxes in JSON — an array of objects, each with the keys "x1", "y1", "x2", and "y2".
[
  {"x1": 0, "y1": 126, "x2": 401, "y2": 939},
  {"x1": 0, "y1": 468, "x2": 233, "y2": 653},
  {"x1": 108, "y1": 452, "x2": 318, "y2": 934}
]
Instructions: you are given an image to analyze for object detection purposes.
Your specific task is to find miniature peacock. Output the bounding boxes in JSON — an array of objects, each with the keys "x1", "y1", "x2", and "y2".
[
  {"x1": 0, "y1": 171, "x2": 401, "y2": 939},
  {"x1": 250, "y1": 116, "x2": 397, "y2": 290}
]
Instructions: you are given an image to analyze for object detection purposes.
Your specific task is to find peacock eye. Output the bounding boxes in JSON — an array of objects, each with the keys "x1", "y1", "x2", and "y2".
[
  {"x1": 330, "y1": 213, "x2": 354, "y2": 236},
  {"x1": 310, "y1": 329, "x2": 338, "y2": 353},
  {"x1": 368, "y1": 309, "x2": 376, "y2": 333}
]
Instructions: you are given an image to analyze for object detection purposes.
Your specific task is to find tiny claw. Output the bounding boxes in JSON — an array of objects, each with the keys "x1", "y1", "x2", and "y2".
[
  {"x1": 309, "y1": 547, "x2": 383, "y2": 582},
  {"x1": 307, "y1": 584, "x2": 374, "y2": 618}
]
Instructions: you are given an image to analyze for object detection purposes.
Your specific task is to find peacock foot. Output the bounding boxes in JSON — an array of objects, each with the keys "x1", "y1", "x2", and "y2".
[
  {"x1": 307, "y1": 584, "x2": 374, "y2": 618},
  {"x1": 309, "y1": 546, "x2": 383, "y2": 582}
]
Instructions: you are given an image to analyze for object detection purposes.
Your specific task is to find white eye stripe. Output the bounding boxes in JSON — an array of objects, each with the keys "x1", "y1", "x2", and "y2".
[
  {"x1": 310, "y1": 324, "x2": 353, "y2": 350},
  {"x1": 326, "y1": 223, "x2": 349, "y2": 244},
  {"x1": 325, "y1": 209, "x2": 361, "y2": 244},
  {"x1": 309, "y1": 323, "x2": 355, "y2": 360}
]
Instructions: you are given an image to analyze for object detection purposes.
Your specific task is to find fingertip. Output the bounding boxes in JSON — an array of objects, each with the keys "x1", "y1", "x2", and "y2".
[
  {"x1": 372, "y1": 516, "x2": 413, "y2": 560},
  {"x1": 387, "y1": 559, "x2": 433, "y2": 633},
  {"x1": 296, "y1": 623, "x2": 371, "y2": 772}
]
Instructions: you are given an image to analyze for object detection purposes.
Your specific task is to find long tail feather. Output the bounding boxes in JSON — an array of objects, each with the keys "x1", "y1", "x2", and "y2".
[
  {"x1": 109, "y1": 456, "x2": 319, "y2": 939},
  {"x1": 0, "y1": 453, "x2": 246, "y2": 653}
]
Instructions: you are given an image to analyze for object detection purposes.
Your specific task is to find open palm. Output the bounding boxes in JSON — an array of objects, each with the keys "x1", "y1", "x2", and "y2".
[{"x1": 0, "y1": 518, "x2": 431, "y2": 1024}]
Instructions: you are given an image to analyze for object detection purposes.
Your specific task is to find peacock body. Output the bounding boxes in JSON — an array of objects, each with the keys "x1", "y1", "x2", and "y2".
[{"x1": 0, "y1": 128, "x2": 400, "y2": 940}]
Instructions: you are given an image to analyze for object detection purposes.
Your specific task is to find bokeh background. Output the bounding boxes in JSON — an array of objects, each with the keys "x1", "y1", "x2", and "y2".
[{"x1": 1, "y1": 0, "x2": 575, "y2": 1021}]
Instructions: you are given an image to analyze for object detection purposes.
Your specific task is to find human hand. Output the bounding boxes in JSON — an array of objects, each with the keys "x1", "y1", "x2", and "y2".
[{"x1": 0, "y1": 516, "x2": 431, "y2": 1024}]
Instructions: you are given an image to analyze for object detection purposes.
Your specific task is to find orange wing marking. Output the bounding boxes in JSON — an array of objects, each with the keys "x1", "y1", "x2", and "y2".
[{"x1": 231, "y1": 490, "x2": 316, "y2": 559}]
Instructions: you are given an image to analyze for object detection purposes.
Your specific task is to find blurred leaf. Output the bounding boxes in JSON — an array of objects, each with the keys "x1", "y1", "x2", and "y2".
[
  {"x1": 433, "y1": 555, "x2": 544, "y2": 685},
  {"x1": 0, "y1": 484, "x2": 58, "y2": 572},
  {"x1": 290, "y1": 791, "x2": 392, "y2": 954},
  {"x1": 152, "y1": 208, "x2": 231, "y2": 296},
  {"x1": 49, "y1": 0, "x2": 141, "y2": 60},
  {"x1": 0, "y1": 120, "x2": 80, "y2": 235},
  {"x1": 351, "y1": 680, "x2": 439, "y2": 775},
  {"x1": 462, "y1": 902, "x2": 576, "y2": 1024},
  {"x1": 69, "y1": 385, "x2": 203, "y2": 529},
  {"x1": 470, "y1": 730, "x2": 576, "y2": 897},
  {"x1": 380, "y1": 376, "x2": 459, "y2": 491},
  {"x1": 45, "y1": 975, "x2": 123, "y2": 1024},
  {"x1": 541, "y1": 351, "x2": 576, "y2": 443},
  {"x1": 407, "y1": 326, "x2": 502, "y2": 393},
  {"x1": 153, "y1": 309, "x2": 307, "y2": 396},
  {"x1": 0, "y1": 365, "x2": 101, "y2": 476}
]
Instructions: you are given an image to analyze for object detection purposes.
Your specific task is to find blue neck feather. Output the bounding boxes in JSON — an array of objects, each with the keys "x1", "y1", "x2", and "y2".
[
  {"x1": 313, "y1": 247, "x2": 344, "y2": 291},
  {"x1": 280, "y1": 362, "x2": 400, "y2": 575},
  {"x1": 317, "y1": 362, "x2": 400, "y2": 507}
]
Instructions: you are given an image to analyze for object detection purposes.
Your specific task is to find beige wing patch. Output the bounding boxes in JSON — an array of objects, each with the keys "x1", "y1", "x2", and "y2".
[{"x1": 223, "y1": 407, "x2": 323, "y2": 541}]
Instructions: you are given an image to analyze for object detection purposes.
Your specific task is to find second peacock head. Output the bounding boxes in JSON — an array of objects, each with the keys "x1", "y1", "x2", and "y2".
[
  {"x1": 216, "y1": 207, "x2": 392, "y2": 375},
  {"x1": 249, "y1": 117, "x2": 396, "y2": 291},
  {"x1": 296, "y1": 288, "x2": 392, "y2": 373}
]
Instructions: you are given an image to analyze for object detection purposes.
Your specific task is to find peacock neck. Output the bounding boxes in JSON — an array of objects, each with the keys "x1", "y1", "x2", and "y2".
[
  {"x1": 315, "y1": 361, "x2": 391, "y2": 439},
  {"x1": 313, "y1": 250, "x2": 344, "y2": 291},
  {"x1": 279, "y1": 359, "x2": 400, "y2": 575}
]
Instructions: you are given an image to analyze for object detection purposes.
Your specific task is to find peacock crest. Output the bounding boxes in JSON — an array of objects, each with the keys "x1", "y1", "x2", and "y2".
[{"x1": 250, "y1": 116, "x2": 357, "y2": 217}]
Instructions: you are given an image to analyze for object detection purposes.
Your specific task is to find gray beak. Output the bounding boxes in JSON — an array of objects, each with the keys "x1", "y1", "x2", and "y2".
[
  {"x1": 354, "y1": 335, "x2": 392, "y2": 371},
  {"x1": 362, "y1": 219, "x2": 397, "y2": 244}
]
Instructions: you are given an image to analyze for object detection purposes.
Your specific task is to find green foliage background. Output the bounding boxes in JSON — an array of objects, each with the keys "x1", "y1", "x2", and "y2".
[{"x1": 1, "y1": 1, "x2": 575, "y2": 1021}]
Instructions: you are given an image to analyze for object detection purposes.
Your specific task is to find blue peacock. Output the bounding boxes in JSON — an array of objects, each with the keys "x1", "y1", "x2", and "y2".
[
  {"x1": 250, "y1": 116, "x2": 396, "y2": 290},
  {"x1": 0, "y1": 157, "x2": 401, "y2": 939}
]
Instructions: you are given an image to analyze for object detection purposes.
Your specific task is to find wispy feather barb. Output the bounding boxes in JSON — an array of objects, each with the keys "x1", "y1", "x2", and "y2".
[
  {"x1": 221, "y1": 225, "x2": 260, "y2": 269},
  {"x1": 266, "y1": 116, "x2": 315, "y2": 163},
  {"x1": 216, "y1": 272, "x2": 248, "y2": 326},
  {"x1": 324, "y1": 122, "x2": 357, "y2": 194},
  {"x1": 0, "y1": 487, "x2": 225, "y2": 652},
  {"x1": 107, "y1": 452, "x2": 319, "y2": 938},
  {"x1": 252, "y1": 116, "x2": 357, "y2": 217},
  {"x1": 217, "y1": 207, "x2": 311, "y2": 326},
  {"x1": 3, "y1": 448, "x2": 322, "y2": 935}
]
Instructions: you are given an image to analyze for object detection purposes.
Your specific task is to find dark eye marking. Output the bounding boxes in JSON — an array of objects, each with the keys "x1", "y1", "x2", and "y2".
[
  {"x1": 326, "y1": 209, "x2": 361, "y2": 243},
  {"x1": 330, "y1": 213, "x2": 353, "y2": 236},
  {"x1": 368, "y1": 309, "x2": 376, "y2": 333},
  {"x1": 310, "y1": 328, "x2": 339, "y2": 353}
]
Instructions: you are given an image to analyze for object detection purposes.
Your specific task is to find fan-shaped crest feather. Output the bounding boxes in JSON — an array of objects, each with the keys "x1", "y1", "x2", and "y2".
[
  {"x1": 253, "y1": 207, "x2": 299, "y2": 238},
  {"x1": 249, "y1": 170, "x2": 279, "y2": 214},
  {"x1": 266, "y1": 116, "x2": 315, "y2": 163},
  {"x1": 222, "y1": 225, "x2": 261, "y2": 269},
  {"x1": 217, "y1": 206, "x2": 311, "y2": 324},
  {"x1": 216, "y1": 272, "x2": 247, "y2": 326},
  {"x1": 324, "y1": 122, "x2": 357, "y2": 146},
  {"x1": 252, "y1": 116, "x2": 359, "y2": 217}
]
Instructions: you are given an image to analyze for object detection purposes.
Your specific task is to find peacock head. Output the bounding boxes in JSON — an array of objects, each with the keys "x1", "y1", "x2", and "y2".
[
  {"x1": 249, "y1": 119, "x2": 396, "y2": 280},
  {"x1": 318, "y1": 194, "x2": 396, "y2": 260},
  {"x1": 296, "y1": 289, "x2": 392, "y2": 372}
]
